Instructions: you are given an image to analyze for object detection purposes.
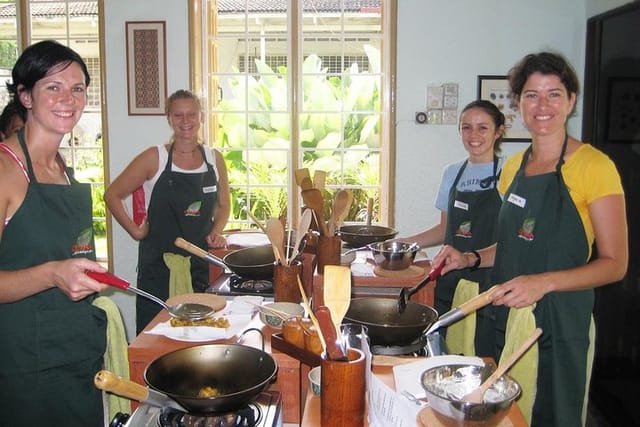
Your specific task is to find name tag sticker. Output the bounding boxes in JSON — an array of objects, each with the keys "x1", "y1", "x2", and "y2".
[
  {"x1": 453, "y1": 200, "x2": 469, "y2": 211},
  {"x1": 203, "y1": 185, "x2": 217, "y2": 194},
  {"x1": 507, "y1": 193, "x2": 526, "y2": 208}
]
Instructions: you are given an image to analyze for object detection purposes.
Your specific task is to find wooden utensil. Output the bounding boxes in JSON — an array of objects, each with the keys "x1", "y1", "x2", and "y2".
[
  {"x1": 313, "y1": 170, "x2": 327, "y2": 191},
  {"x1": 266, "y1": 217, "x2": 286, "y2": 265},
  {"x1": 295, "y1": 168, "x2": 312, "y2": 189},
  {"x1": 323, "y1": 265, "x2": 352, "y2": 336},
  {"x1": 288, "y1": 208, "x2": 313, "y2": 265},
  {"x1": 366, "y1": 197, "x2": 374, "y2": 226},
  {"x1": 296, "y1": 275, "x2": 326, "y2": 352},
  {"x1": 301, "y1": 188, "x2": 330, "y2": 236},
  {"x1": 463, "y1": 327, "x2": 543, "y2": 403},
  {"x1": 245, "y1": 209, "x2": 269, "y2": 234},
  {"x1": 329, "y1": 189, "x2": 351, "y2": 235},
  {"x1": 315, "y1": 305, "x2": 348, "y2": 361}
]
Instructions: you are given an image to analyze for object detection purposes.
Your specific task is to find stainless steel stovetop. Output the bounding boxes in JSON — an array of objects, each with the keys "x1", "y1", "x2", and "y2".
[{"x1": 110, "y1": 390, "x2": 282, "y2": 427}]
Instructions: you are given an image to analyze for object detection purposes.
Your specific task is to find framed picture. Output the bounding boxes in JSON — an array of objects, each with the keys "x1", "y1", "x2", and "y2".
[
  {"x1": 125, "y1": 21, "x2": 167, "y2": 115},
  {"x1": 477, "y1": 75, "x2": 531, "y2": 142},
  {"x1": 606, "y1": 77, "x2": 640, "y2": 143}
]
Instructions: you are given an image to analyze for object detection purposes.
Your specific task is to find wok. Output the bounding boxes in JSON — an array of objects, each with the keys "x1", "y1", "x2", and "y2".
[
  {"x1": 176, "y1": 238, "x2": 275, "y2": 280},
  {"x1": 144, "y1": 342, "x2": 278, "y2": 413},
  {"x1": 339, "y1": 225, "x2": 398, "y2": 247},
  {"x1": 344, "y1": 297, "x2": 438, "y2": 346}
]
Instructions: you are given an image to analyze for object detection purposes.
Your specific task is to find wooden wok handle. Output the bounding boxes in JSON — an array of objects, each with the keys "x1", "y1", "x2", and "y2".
[
  {"x1": 175, "y1": 237, "x2": 210, "y2": 258},
  {"x1": 94, "y1": 370, "x2": 149, "y2": 402},
  {"x1": 458, "y1": 285, "x2": 499, "y2": 316}
]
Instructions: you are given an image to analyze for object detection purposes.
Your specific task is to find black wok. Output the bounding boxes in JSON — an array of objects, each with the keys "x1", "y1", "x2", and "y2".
[
  {"x1": 176, "y1": 238, "x2": 275, "y2": 280},
  {"x1": 339, "y1": 225, "x2": 398, "y2": 247},
  {"x1": 144, "y1": 343, "x2": 278, "y2": 413},
  {"x1": 344, "y1": 297, "x2": 438, "y2": 346}
]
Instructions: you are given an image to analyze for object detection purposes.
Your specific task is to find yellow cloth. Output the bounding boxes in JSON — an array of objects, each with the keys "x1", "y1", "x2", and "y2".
[
  {"x1": 163, "y1": 252, "x2": 193, "y2": 297},
  {"x1": 92, "y1": 296, "x2": 130, "y2": 421},
  {"x1": 500, "y1": 305, "x2": 538, "y2": 425},
  {"x1": 445, "y1": 279, "x2": 479, "y2": 356}
]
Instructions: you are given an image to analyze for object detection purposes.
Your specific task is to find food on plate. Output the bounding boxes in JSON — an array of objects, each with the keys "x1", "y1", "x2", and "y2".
[
  {"x1": 197, "y1": 385, "x2": 221, "y2": 398},
  {"x1": 169, "y1": 316, "x2": 230, "y2": 328}
]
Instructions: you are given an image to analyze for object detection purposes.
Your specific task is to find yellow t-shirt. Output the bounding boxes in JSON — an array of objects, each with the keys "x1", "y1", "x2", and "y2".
[{"x1": 498, "y1": 143, "x2": 624, "y2": 253}]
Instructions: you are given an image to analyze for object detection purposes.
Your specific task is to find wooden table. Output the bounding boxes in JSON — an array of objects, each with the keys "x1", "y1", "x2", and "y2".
[
  {"x1": 127, "y1": 311, "x2": 305, "y2": 424},
  {"x1": 300, "y1": 364, "x2": 529, "y2": 426}
]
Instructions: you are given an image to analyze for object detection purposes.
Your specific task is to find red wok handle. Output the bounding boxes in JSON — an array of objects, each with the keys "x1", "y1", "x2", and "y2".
[{"x1": 86, "y1": 270, "x2": 130, "y2": 290}]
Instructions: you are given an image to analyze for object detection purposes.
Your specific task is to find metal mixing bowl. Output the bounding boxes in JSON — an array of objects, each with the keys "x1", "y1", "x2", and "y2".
[
  {"x1": 368, "y1": 241, "x2": 419, "y2": 270},
  {"x1": 420, "y1": 364, "x2": 521, "y2": 426}
]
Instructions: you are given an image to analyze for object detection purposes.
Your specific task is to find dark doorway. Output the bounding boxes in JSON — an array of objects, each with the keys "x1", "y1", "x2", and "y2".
[{"x1": 583, "y1": 3, "x2": 640, "y2": 426}]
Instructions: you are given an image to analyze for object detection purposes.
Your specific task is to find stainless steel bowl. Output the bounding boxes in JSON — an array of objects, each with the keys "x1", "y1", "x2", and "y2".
[
  {"x1": 420, "y1": 364, "x2": 521, "y2": 426},
  {"x1": 367, "y1": 241, "x2": 419, "y2": 270}
]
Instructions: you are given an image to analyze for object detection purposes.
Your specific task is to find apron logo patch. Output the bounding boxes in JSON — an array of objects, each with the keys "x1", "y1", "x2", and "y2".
[
  {"x1": 184, "y1": 201, "x2": 202, "y2": 217},
  {"x1": 72, "y1": 227, "x2": 94, "y2": 256},
  {"x1": 518, "y1": 217, "x2": 536, "y2": 241},
  {"x1": 454, "y1": 220, "x2": 473, "y2": 238}
]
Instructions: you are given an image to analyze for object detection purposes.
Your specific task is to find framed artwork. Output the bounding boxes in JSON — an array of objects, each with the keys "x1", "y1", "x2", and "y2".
[
  {"x1": 477, "y1": 75, "x2": 531, "y2": 142},
  {"x1": 606, "y1": 77, "x2": 640, "y2": 142},
  {"x1": 125, "y1": 21, "x2": 168, "y2": 115}
]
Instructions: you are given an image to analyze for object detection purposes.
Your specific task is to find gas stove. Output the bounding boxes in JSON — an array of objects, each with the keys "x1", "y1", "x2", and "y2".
[
  {"x1": 207, "y1": 273, "x2": 275, "y2": 298},
  {"x1": 110, "y1": 390, "x2": 282, "y2": 427}
]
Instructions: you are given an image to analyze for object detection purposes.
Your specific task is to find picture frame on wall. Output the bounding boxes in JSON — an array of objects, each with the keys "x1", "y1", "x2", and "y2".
[
  {"x1": 477, "y1": 75, "x2": 531, "y2": 142},
  {"x1": 125, "y1": 21, "x2": 167, "y2": 116}
]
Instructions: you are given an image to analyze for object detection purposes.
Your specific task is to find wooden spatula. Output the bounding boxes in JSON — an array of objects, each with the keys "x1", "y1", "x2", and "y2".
[
  {"x1": 323, "y1": 265, "x2": 352, "y2": 336},
  {"x1": 463, "y1": 327, "x2": 543, "y2": 403},
  {"x1": 295, "y1": 168, "x2": 312, "y2": 189}
]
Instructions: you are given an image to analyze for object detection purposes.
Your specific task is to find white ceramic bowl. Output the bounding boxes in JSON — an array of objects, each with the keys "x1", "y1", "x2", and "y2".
[
  {"x1": 308, "y1": 366, "x2": 321, "y2": 396},
  {"x1": 259, "y1": 302, "x2": 305, "y2": 329}
]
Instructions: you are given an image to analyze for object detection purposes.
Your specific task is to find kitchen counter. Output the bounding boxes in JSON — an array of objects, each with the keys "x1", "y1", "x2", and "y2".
[
  {"x1": 300, "y1": 363, "x2": 529, "y2": 426},
  {"x1": 128, "y1": 309, "x2": 306, "y2": 424}
]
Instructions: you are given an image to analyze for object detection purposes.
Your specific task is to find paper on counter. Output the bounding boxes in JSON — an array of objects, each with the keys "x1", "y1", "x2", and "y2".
[
  {"x1": 393, "y1": 354, "x2": 484, "y2": 398},
  {"x1": 368, "y1": 373, "x2": 423, "y2": 427}
]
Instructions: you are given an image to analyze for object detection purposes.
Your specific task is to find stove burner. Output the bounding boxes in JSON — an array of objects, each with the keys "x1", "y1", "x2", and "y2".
[
  {"x1": 371, "y1": 335, "x2": 429, "y2": 356},
  {"x1": 159, "y1": 403, "x2": 260, "y2": 427},
  {"x1": 229, "y1": 275, "x2": 273, "y2": 294}
]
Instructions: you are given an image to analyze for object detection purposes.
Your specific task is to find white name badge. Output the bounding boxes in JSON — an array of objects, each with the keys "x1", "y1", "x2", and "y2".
[
  {"x1": 453, "y1": 200, "x2": 469, "y2": 211},
  {"x1": 507, "y1": 193, "x2": 526, "y2": 208},
  {"x1": 203, "y1": 185, "x2": 217, "y2": 194}
]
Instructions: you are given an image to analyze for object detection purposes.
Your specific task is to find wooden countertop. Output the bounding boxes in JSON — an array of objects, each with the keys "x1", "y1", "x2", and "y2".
[{"x1": 301, "y1": 363, "x2": 529, "y2": 426}]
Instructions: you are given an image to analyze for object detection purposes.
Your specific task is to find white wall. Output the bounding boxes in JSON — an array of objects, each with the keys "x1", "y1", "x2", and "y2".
[
  {"x1": 102, "y1": 0, "x2": 630, "y2": 340},
  {"x1": 103, "y1": 1, "x2": 190, "y2": 339}
]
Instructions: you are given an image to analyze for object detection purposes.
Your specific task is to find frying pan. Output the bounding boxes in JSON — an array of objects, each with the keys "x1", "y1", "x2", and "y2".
[
  {"x1": 144, "y1": 342, "x2": 277, "y2": 413},
  {"x1": 176, "y1": 238, "x2": 275, "y2": 280},
  {"x1": 339, "y1": 225, "x2": 398, "y2": 247},
  {"x1": 344, "y1": 287, "x2": 498, "y2": 347}
]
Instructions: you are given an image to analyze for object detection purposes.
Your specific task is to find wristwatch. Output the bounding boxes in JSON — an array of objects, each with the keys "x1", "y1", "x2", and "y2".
[{"x1": 467, "y1": 250, "x2": 481, "y2": 270}]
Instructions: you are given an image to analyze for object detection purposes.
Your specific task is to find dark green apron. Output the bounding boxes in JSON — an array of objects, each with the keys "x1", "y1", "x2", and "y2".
[
  {"x1": 136, "y1": 144, "x2": 218, "y2": 332},
  {"x1": 492, "y1": 136, "x2": 591, "y2": 427},
  {"x1": 438, "y1": 157, "x2": 501, "y2": 352},
  {"x1": 0, "y1": 129, "x2": 106, "y2": 426}
]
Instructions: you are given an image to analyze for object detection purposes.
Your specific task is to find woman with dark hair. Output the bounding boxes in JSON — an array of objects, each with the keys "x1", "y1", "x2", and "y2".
[
  {"x1": 0, "y1": 100, "x2": 26, "y2": 141},
  {"x1": 397, "y1": 100, "x2": 505, "y2": 347},
  {"x1": 433, "y1": 52, "x2": 628, "y2": 427},
  {"x1": 0, "y1": 40, "x2": 109, "y2": 426}
]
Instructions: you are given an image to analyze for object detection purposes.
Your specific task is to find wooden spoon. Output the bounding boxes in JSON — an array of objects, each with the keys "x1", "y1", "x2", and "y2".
[
  {"x1": 301, "y1": 188, "x2": 330, "y2": 236},
  {"x1": 329, "y1": 189, "x2": 351, "y2": 235},
  {"x1": 323, "y1": 265, "x2": 352, "y2": 336},
  {"x1": 366, "y1": 197, "x2": 374, "y2": 226},
  {"x1": 463, "y1": 327, "x2": 543, "y2": 403},
  {"x1": 266, "y1": 217, "x2": 286, "y2": 265}
]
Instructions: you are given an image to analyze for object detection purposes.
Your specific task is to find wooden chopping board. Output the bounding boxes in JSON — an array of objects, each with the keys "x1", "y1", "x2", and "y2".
[
  {"x1": 374, "y1": 265, "x2": 425, "y2": 279},
  {"x1": 166, "y1": 294, "x2": 226, "y2": 312}
]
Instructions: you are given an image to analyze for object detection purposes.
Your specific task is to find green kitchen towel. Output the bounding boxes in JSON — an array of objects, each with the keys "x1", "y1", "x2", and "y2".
[
  {"x1": 92, "y1": 296, "x2": 130, "y2": 421},
  {"x1": 501, "y1": 305, "x2": 538, "y2": 425},
  {"x1": 445, "y1": 279, "x2": 479, "y2": 356},
  {"x1": 163, "y1": 252, "x2": 193, "y2": 297}
]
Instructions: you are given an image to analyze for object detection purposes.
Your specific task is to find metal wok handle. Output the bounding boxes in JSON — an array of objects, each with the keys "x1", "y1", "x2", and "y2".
[
  {"x1": 424, "y1": 285, "x2": 498, "y2": 336},
  {"x1": 175, "y1": 237, "x2": 229, "y2": 270},
  {"x1": 237, "y1": 327, "x2": 266, "y2": 352}
]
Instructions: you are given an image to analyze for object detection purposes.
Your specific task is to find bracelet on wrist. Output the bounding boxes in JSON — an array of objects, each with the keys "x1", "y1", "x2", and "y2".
[{"x1": 467, "y1": 250, "x2": 481, "y2": 270}]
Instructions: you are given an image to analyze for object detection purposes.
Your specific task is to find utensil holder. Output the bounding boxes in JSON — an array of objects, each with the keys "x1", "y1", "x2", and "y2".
[
  {"x1": 316, "y1": 235, "x2": 341, "y2": 274},
  {"x1": 320, "y1": 348, "x2": 366, "y2": 427},
  {"x1": 273, "y1": 260, "x2": 303, "y2": 303}
]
